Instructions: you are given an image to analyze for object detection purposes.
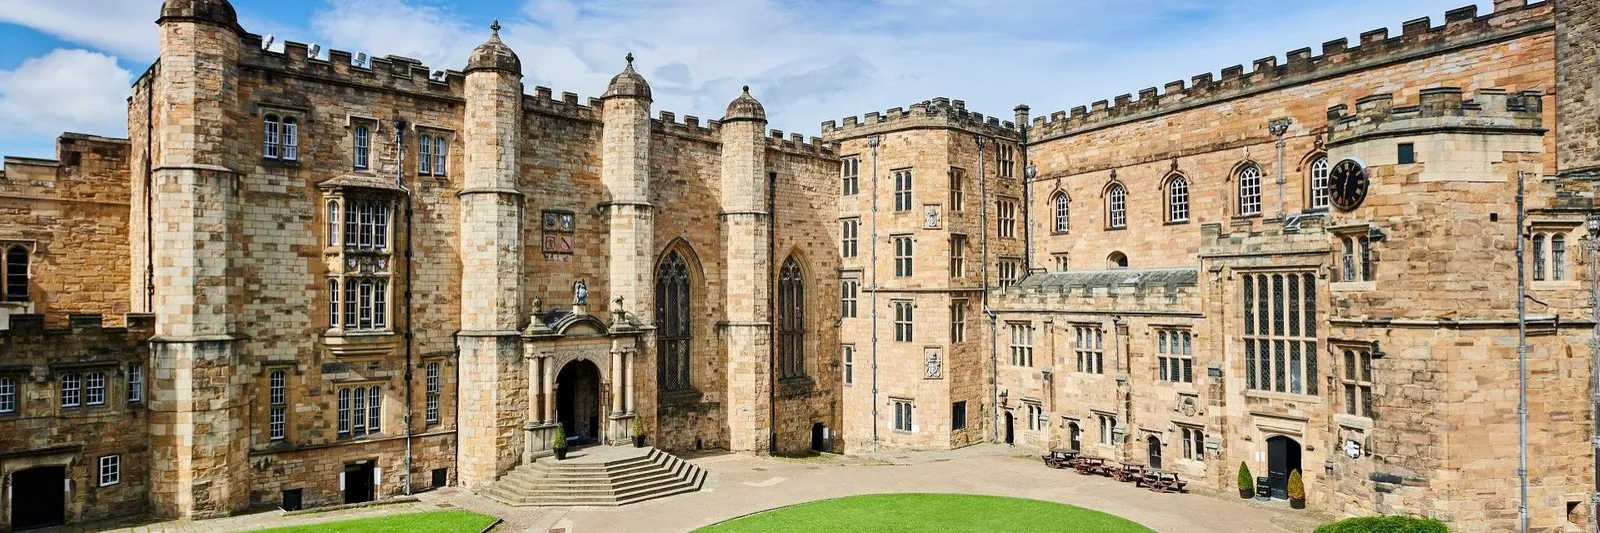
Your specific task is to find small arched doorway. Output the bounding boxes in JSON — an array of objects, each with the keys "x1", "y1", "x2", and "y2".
[
  {"x1": 11, "y1": 465, "x2": 66, "y2": 530},
  {"x1": 1147, "y1": 436, "x2": 1163, "y2": 469},
  {"x1": 1266, "y1": 435, "x2": 1303, "y2": 499},
  {"x1": 556, "y1": 360, "x2": 603, "y2": 444},
  {"x1": 1003, "y1": 412, "x2": 1015, "y2": 445}
]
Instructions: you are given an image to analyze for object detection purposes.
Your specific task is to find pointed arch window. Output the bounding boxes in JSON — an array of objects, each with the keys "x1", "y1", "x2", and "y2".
[
  {"x1": 1106, "y1": 184, "x2": 1127, "y2": 229},
  {"x1": 778, "y1": 257, "x2": 806, "y2": 379},
  {"x1": 1167, "y1": 176, "x2": 1189, "y2": 223},
  {"x1": 1052, "y1": 192, "x2": 1070, "y2": 233},
  {"x1": 656, "y1": 250, "x2": 693, "y2": 392},
  {"x1": 1238, "y1": 164, "x2": 1262, "y2": 216}
]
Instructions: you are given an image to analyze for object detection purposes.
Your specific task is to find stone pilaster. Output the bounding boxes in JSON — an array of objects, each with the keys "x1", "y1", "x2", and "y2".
[
  {"x1": 720, "y1": 89, "x2": 772, "y2": 453},
  {"x1": 457, "y1": 33, "x2": 524, "y2": 487}
]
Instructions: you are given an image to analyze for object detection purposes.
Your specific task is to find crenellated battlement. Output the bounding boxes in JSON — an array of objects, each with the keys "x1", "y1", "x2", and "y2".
[
  {"x1": 650, "y1": 110, "x2": 719, "y2": 142},
  {"x1": 523, "y1": 86, "x2": 601, "y2": 121},
  {"x1": 239, "y1": 33, "x2": 466, "y2": 99},
  {"x1": 1327, "y1": 86, "x2": 1545, "y2": 145},
  {"x1": 821, "y1": 97, "x2": 1021, "y2": 141},
  {"x1": 1029, "y1": 0, "x2": 1552, "y2": 141},
  {"x1": 765, "y1": 128, "x2": 835, "y2": 157}
]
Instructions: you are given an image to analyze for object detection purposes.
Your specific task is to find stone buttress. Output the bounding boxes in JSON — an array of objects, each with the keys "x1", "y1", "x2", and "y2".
[
  {"x1": 145, "y1": 0, "x2": 251, "y2": 519},
  {"x1": 720, "y1": 88, "x2": 773, "y2": 453},
  {"x1": 598, "y1": 56, "x2": 652, "y2": 444},
  {"x1": 455, "y1": 24, "x2": 526, "y2": 488}
]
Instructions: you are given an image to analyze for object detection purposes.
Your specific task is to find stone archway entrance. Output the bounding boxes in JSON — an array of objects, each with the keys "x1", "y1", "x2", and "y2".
[
  {"x1": 1266, "y1": 435, "x2": 1302, "y2": 500},
  {"x1": 557, "y1": 360, "x2": 603, "y2": 444},
  {"x1": 11, "y1": 465, "x2": 66, "y2": 530}
]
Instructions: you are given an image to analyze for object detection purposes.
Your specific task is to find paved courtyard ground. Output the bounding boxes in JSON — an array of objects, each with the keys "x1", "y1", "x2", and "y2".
[{"x1": 94, "y1": 445, "x2": 1326, "y2": 533}]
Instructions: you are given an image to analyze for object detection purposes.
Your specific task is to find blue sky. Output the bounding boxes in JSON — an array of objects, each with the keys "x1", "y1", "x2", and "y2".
[{"x1": 0, "y1": 0, "x2": 1501, "y2": 159}]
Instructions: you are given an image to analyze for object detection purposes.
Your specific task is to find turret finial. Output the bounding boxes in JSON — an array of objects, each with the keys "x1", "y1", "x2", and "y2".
[
  {"x1": 743, "y1": 85, "x2": 750, "y2": 94},
  {"x1": 490, "y1": 19, "x2": 501, "y2": 36},
  {"x1": 626, "y1": 52, "x2": 634, "y2": 67}
]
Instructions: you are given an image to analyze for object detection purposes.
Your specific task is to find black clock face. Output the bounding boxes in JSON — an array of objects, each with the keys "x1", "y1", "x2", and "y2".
[{"x1": 1328, "y1": 159, "x2": 1369, "y2": 212}]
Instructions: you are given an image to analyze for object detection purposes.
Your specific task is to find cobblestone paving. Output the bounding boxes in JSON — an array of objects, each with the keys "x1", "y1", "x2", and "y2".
[{"x1": 85, "y1": 445, "x2": 1325, "y2": 533}]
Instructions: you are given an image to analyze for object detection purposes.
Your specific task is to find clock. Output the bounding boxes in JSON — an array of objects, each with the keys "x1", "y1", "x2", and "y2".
[{"x1": 1327, "y1": 159, "x2": 1369, "y2": 212}]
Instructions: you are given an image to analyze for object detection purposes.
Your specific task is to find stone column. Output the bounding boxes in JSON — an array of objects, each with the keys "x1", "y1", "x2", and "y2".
[
  {"x1": 527, "y1": 355, "x2": 541, "y2": 422},
  {"x1": 611, "y1": 349, "x2": 624, "y2": 415},
  {"x1": 544, "y1": 356, "x2": 556, "y2": 422},
  {"x1": 624, "y1": 349, "x2": 636, "y2": 413}
]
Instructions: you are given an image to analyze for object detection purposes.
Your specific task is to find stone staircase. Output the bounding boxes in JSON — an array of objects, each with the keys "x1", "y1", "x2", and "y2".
[{"x1": 477, "y1": 446, "x2": 708, "y2": 507}]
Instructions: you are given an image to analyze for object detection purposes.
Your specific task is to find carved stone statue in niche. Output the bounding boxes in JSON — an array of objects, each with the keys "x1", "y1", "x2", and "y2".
[{"x1": 574, "y1": 279, "x2": 588, "y2": 305}]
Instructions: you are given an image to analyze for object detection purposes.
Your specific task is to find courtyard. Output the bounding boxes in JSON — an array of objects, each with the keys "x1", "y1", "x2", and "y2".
[{"x1": 100, "y1": 445, "x2": 1323, "y2": 533}]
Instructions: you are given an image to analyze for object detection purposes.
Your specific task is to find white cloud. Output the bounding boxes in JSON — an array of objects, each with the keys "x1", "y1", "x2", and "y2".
[
  {"x1": 0, "y1": 0, "x2": 160, "y2": 59},
  {"x1": 0, "y1": 49, "x2": 132, "y2": 141},
  {"x1": 309, "y1": 0, "x2": 482, "y2": 70}
]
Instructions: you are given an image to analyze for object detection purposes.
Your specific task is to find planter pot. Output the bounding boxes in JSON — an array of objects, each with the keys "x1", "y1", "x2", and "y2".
[
  {"x1": 1290, "y1": 498, "x2": 1305, "y2": 510},
  {"x1": 554, "y1": 448, "x2": 568, "y2": 460},
  {"x1": 633, "y1": 436, "x2": 646, "y2": 448},
  {"x1": 1239, "y1": 488, "x2": 1253, "y2": 499}
]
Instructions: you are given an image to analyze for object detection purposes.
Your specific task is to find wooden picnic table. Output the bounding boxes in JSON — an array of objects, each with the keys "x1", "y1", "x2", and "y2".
[
  {"x1": 1040, "y1": 448, "x2": 1080, "y2": 469},
  {"x1": 1116, "y1": 461, "x2": 1147, "y2": 483},
  {"x1": 1074, "y1": 455, "x2": 1108, "y2": 475},
  {"x1": 1146, "y1": 469, "x2": 1188, "y2": 493}
]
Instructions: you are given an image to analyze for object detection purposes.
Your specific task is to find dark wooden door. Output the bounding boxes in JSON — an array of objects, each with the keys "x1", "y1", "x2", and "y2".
[
  {"x1": 12, "y1": 465, "x2": 65, "y2": 530},
  {"x1": 1004, "y1": 412, "x2": 1014, "y2": 444},
  {"x1": 344, "y1": 462, "x2": 374, "y2": 504},
  {"x1": 811, "y1": 423, "x2": 825, "y2": 452},
  {"x1": 1148, "y1": 436, "x2": 1163, "y2": 469},
  {"x1": 1267, "y1": 436, "x2": 1300, "y2": 499}
]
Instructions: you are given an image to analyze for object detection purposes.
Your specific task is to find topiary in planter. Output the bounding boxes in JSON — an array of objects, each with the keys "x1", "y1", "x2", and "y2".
[
  {"x1": 1313, "y1": 515, "x2": 1448, "y2": 533},
  {"x1": 632, "y1": 416, "x2": 647, "y2": 448},
  {"x1": 552, "y1": 423, "x2": 568, "y2": 459},
  {"x1": 1287, "y1": 469, "x2": 1305, "y2": 509},
  {"x1": 1237, "y1": 462, "x2": 1254, "y2": 499}
]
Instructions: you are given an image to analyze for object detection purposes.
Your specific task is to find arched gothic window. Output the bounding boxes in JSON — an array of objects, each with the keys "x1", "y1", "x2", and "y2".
[
  {"x1": 1308, "y1": 157, "x2": 1330, "y2": 210},
  {"x1": 1052, "y1": 192, "x2": 1070, "y2": 233},
  {"x1": 1167, "y1": 176, "x2": 1189, "y2": 223},
  {"x1": 1106, "y1": 184, "x2": 1127, "y2": 229},
  {"x1": 656, "y1": 250, "x2": 693, "y2": 391},
  {"x1": 778, "y1": 257, "x2": 806, "y2": 379},
  {"x1": 1238, "y1": 164, "x2": 1262, "y2": 216}
]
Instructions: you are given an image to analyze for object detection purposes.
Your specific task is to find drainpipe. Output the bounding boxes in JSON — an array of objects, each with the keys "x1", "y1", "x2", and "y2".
[
  {"x1": 143, "y1": 72, "x2": 155, "y2": 313},
  {"x1": 1015, "y1": 106, "x2": 1032, "y2": 273},
  {"x1": 976, "y1": 135, "x2": 995, "y2": 443},
  {"x1": 1589, "y1": 213, "x2": 1600, "y2": 533},
  {"x1": 1515, "y1": 170, "x2": 1529, "y2": 533},
  {"x1": 394, "y1": 118, "x2": 416, "y2": 496},
  {"x1": 868, "y1": 134, "x2": 882, "y2": 453}
]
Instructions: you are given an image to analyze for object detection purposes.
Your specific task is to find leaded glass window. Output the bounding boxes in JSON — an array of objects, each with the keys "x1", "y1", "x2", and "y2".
[
  {"x1": 778, "y1": 257, "x2": 806, "y2": 379},
  {"x1": 656, "y1": 250, "x2": 693, "y2": 391},
  {"x1": 1241, "y1": 272, "x2": 1318, "y2": 395}
]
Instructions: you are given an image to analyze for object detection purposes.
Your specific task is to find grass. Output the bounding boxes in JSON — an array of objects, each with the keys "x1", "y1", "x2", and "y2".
[
  {"x1": 251, "y1": 510, "x2": 498, "y2": 533},
  {"x1": 694, "y1": 493, "x2": 1154, "y2": 533}
]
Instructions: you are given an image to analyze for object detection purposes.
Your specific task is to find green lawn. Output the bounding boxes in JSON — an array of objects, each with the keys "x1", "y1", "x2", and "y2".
[
  {"x1": 695, "y1": 493, "x2": 1154, "y2": 533},
  {"x1": 251, "y1": 509, "x2": 497, "y2": 533}
]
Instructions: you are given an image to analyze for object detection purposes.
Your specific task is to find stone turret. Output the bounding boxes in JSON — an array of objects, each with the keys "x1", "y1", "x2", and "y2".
[
  {"x1": 456, "y1": 20, "x2": 526, "y2": 488},
  {"x1": 598, "y1": 54, "x2": 652, "y2": 443},
  {"x1": 719, "y1": 86, "x2": 772, "y2": 453},
  {"x1": 146, "y1": 0, "x2": 250, "y2": 519}
]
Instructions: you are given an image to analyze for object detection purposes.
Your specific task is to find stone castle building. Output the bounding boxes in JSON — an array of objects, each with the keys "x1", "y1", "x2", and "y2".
[{"x1": 0, "y1": 0, "x2": 1596, "y2": 531}]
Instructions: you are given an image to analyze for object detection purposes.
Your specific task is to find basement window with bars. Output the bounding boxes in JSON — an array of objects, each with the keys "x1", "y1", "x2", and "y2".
[{"x1": 1242, "y1": 272, "x2": 1318, "y2": 395}]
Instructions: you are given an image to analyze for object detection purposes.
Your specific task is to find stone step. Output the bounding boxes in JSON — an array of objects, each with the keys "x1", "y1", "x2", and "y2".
[{"x1": 476, "y1": 446, "x2": 707, "y2": 507}]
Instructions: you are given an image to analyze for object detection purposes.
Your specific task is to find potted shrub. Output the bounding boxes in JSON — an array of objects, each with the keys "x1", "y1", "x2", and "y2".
[
  {"x1": 1237, "y1": 462, "x2": 1254, "y2": 499},
  {"x1": 632, "y1": 416, "x2": 647, "y2": 448},
  {"x1": 1287, "y1": 469, "x2": 1306, "y2": 509},
  {"x1": 552, "y1": 423, "x2": 568, "y2": 460}
]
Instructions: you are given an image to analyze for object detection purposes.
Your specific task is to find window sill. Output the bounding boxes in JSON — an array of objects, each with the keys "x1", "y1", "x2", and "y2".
[
  {"x1": 1531, "y1": 280, "x2": 1580, "y2": 291},
  {"x1": 1334, "y1": 413, "x2": 1373, "y2": 430},
  {"x1": 777, "y1": 376, "x2": 816, "y2": 398},
  {"x1": 1330, "y1": 281, "x2": 1376, "y2": 292},
  {"x1": 1051, "y1": 230, "x2": 1069, "y2": 236},
  {"x1": 263, "y1": 158, "x2": 301, "y2": 167},
  {"x1": 1243, "y1": 389, "x2": 1322, "y2": 403},
  {"x1": 322, "y1": 331, "x2": 399, "y2": 358},
  {"x1": 659, "y1": 388, "x2": 704, "y2": 407},
  {"x1": 1104, "y1": 226, "x2": 1126, "y2": 231}
]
